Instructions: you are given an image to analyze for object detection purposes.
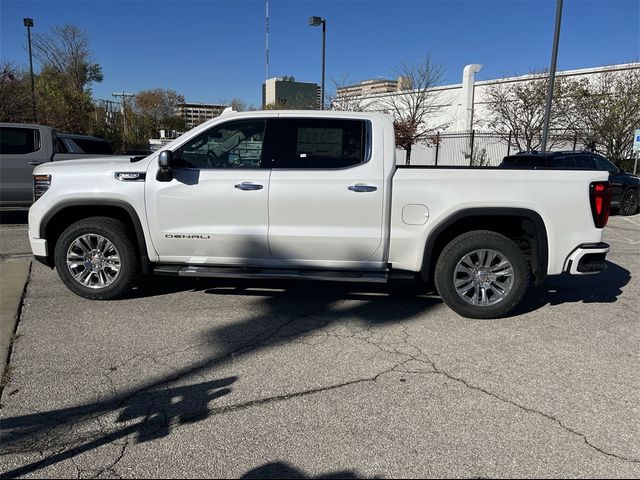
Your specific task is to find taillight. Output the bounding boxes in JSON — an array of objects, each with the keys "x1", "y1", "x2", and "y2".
[
  {"x1": 33, "y1": 174, "x2": 51, "y2": 202},
  {"x1": 589, "y1": 181, "x2": 611, "y2": 228}
]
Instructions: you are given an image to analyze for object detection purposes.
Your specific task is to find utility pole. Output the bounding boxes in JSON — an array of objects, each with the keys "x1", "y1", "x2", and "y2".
[
  {"x1": 540, "y1": 0, "x2": 564, "y2": 152},
  {"x1": 265, "y1": 0, "x2": 269, "y2": 81},
  {"x1": 23, "y1": 18, "x2": 37, "y2": 122},
  {"x1": 112, "y1": 92, "x2": 134, "y2": 152}
]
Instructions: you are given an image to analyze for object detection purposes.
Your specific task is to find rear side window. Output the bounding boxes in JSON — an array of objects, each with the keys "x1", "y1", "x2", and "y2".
[
  {"x1": 275, "y1": 119, "x2": 366, "y2": 169},
  {"x1": 0, "y1": 127, "x2": 40, "y2": 155},
  {"x1": 65, "y1": 138, "x2": 113, "y2": 154},
  {"x1": 592, "y1": 155, "x2": 618, "y2": 174},
  {"x1": 573, "y1": 155, "x2": 595, "y2": 169},
  {"x1": 550, "y1": 156, "x2": 575, "y2": 168},
  {"x1": 55, "y1": 138, "x2": 69, "y2": 153}
]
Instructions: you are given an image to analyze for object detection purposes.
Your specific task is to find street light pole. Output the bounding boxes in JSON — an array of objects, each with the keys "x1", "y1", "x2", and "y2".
[
  {"x1": 309, "y1": 16, "x2": 326, "y2": 110},
  {"x1": 23, "y1": 18, "x2": 37, "y2": 122},
  {"x1": 540, "y1": 0, "x2": 563, "y2": 152}
]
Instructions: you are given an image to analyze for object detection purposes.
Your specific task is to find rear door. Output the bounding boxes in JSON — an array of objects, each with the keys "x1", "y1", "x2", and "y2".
[{"x1": 268, "y1": 117, "x2": 385, "y2": 268}]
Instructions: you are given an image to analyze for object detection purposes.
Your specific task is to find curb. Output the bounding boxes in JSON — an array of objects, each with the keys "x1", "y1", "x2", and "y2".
[{"x1": 0, "y1": 261, "x2": 31, "y2": 391}]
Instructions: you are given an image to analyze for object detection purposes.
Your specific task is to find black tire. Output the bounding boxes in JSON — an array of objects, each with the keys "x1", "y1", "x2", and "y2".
[
  {"x1": 620, "y1": 188, "x2": 639, "y2": 216},
  {"x1": 54, "y1": 217, "x2": 139, "y2": 300},
  {"x1": 433, "y1": 230, "x2": 530, "y2": 319}
]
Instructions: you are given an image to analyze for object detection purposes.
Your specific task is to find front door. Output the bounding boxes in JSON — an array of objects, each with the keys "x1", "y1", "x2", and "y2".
[{"x1": 146, "y1": 118, "x2": 273, "y2": 265}]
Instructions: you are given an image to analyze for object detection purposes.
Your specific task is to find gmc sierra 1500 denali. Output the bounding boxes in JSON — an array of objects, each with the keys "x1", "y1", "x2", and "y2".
[{"x1": 28, "y1": 111, "x2": 612, "y2": 318}]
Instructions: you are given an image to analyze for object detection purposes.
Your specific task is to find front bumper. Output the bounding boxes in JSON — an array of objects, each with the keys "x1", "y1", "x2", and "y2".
[
  {"x1": 30, "y1": 238, "x2": 48, "y2": 257},
  {"x1": 564, "y1": 242, "x2": 609, "y2": 275},
  {"x1": 30, "y1": 238, "x2": 53, "y2": 268}
]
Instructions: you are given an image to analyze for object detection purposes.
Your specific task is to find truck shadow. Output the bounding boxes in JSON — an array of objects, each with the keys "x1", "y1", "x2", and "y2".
[
  {"x1": 0, "y1": 377, "x2": 237, "y2": 479},
  {"x1": 0, "y1": 253, "x2": 630, "y2": 476},
  {"x1": 0, "y1": 277, "x2": 439, "y2": 477},
  {"x1": 510, "y1": 261, "x2": 631, "y2": 316},
  {"x1": 242, "y1": 461, "x2": 363, "y2": 479}
]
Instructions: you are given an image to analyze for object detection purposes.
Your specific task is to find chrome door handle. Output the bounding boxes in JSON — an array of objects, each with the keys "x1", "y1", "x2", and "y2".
[
  {"x1": 348, "y1": 184, "x2": 377, "y2": 193},
  {"x1": 28, "y1": 161, "x2": 44, "y2": 166},
  {"x1": 235, "y1": 182, "x2": 263, "y2": 191}
]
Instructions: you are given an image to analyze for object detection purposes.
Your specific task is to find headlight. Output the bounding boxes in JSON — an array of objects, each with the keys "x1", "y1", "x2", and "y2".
[{"x1": 33, "y1": 174, "x2": 51, "y2": 202}]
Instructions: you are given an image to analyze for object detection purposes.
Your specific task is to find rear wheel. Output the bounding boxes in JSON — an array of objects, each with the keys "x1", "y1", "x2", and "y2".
[
  {"x1": 434, "y1": 230, "x2": 529, "y2": 319},
  {"x1": 54, "y1": 217, "x2": 139, "y2": 299},
  {"x1": 620, "y1": 189, "x2": 639, "y2": 216}
]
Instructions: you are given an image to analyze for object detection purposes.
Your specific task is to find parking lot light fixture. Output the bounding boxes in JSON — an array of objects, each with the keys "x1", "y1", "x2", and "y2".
[
  {"x1": 309, "y1": 16, "x2": 326, "y2": 110},
  {"x1": 23, "y1": 17, "x2": 37, "y2": 122}
]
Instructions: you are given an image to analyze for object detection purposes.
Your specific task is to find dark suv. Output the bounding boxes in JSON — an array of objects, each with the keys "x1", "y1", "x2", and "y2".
[{"x1": 500, "y1": 151, "x2": 639, "y2": 216}]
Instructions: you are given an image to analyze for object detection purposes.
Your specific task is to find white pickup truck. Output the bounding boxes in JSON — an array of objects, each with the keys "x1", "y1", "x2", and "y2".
[{"x1": 28, "y1": 111, "x2": 612, "y2": 318}]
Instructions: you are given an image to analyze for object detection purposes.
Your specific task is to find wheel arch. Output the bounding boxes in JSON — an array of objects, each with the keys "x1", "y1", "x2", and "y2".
[
  {"x1": 39, "y1": 200, "x2": 152, "y2": 275},
  {"x1": 421, "y1": 208, "x2": 549, "y2": 286}
]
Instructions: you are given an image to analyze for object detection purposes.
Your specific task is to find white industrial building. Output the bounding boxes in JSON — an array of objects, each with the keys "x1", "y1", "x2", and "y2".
[{"x1": 341, "y1": 62, "x2": 639, "y2": 166}]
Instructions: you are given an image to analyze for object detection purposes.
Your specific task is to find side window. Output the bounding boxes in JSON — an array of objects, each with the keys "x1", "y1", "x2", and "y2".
[
  {"x1": 175, "y1": 120, "x2": 266, "y2": 169},
  {"x1": 550, "y1": 156, "x2": 575, "y2": 168},
  {"x1": 573, "y1": 155, "x2": 595, "y2": 169},
  {"x1": 275, "y1": 119, "x2": 366, "y2": 169},
  {"x1": 0, "y1": 127, "x2": 40, "y2": 155},
  {"x1": 55, "y1": 138, "x2": 68, "y2": 153},
  {"x1": 592, "y1": 155, "x2": 617, "y2": 174}
]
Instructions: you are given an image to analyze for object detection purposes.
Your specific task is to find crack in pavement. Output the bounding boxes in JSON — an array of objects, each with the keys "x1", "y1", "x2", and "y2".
[
  {"x1": 3, "y1": 293, "x2": 639, "y2": 476},
  {"x1": 395, "y1": 339, "x2": 640, "y2": 466}
]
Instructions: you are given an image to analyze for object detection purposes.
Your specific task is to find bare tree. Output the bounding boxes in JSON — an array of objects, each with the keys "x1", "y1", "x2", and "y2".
[
  {"x1": 228, "y1": 97, "x2": 247, "y2": 112},
  {"x1": 134, "y1": 88, "x2": 185, "y2": 137},
  {"x1": 32, "y1": 24, "x2": 102, "y2": 94},
  {"x1": 484, "y1": 70, "x2": 576, "y2": 152},
  {"x1": 377, "y1": 55, "x2": 448, "y2": 164},
  {"x1": 326, "y1": 74, "x2": 370, "y2": 112},
  {"x1": 566, "y1": 66, "x2": 640, "y2": 166},
  {"x1": 27, "y1": 24, "x2": 103, "y2": 133}
]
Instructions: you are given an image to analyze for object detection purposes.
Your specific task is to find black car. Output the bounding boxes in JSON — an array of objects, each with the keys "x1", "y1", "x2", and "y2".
[
  {"x1": 499, "y1": 151, "x2": 640, "y2": 216},
  {"x1": 56, "y1": 133, "x2": 114, "y2": 155}
]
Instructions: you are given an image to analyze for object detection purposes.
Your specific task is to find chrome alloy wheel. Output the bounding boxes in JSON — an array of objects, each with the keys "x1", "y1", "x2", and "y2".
[
  {"x1": 453, "y1": 249, "x2": 515, "y2": 306},
  {"x1": 66, "y1": 234, "x2": 121, "y2": 289}
]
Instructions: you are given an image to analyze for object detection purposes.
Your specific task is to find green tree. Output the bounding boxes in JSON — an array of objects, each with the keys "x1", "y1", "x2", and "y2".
[{"x1": 567, "y1": 67, "x2": 640, "y2": 167}]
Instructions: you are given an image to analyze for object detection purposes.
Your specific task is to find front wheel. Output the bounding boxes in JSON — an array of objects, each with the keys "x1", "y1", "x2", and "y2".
[
  {"x1": 54, "y1": 217, "x2": 139, "y2": 300},
  {"x1": 434, "y1": 230, "x2": 530, "y2": 319}
]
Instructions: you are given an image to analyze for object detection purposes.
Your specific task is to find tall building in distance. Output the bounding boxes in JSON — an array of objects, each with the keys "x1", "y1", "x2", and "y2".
[
  {"x1": 176, "y1": 102, "x2": 227, "y2": 129},
  {"x1": 336, "y1": 76, "x2": 413, "y2": 100},
  {"x1": 262, "y1": 76, "x2": 320, "y2": 109}
]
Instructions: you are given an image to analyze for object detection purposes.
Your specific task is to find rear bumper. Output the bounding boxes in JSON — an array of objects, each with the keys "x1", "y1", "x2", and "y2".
[{"x1": 564, "y1": 242, "x2": 609, "y2": 275}]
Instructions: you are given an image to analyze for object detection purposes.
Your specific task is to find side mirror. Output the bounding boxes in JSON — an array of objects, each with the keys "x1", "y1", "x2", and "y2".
[{"x1": 157, "y1": 150, "x2": 174, "y2": 182}]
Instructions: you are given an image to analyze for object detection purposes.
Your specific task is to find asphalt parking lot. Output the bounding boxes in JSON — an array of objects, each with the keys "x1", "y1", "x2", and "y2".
[{"x1": 0, "y1": 212, "x2": 638, "y2": 478}]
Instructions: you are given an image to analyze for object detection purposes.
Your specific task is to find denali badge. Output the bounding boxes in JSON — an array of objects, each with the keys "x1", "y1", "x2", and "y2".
[{"x1": 165, "y1": 234, "x2": 211, "y2": 239}]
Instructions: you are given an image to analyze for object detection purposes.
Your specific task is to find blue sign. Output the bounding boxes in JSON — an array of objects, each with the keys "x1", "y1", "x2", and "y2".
[{"x1": 635, "y1": 129, "x2": 640, "y2": 151}]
